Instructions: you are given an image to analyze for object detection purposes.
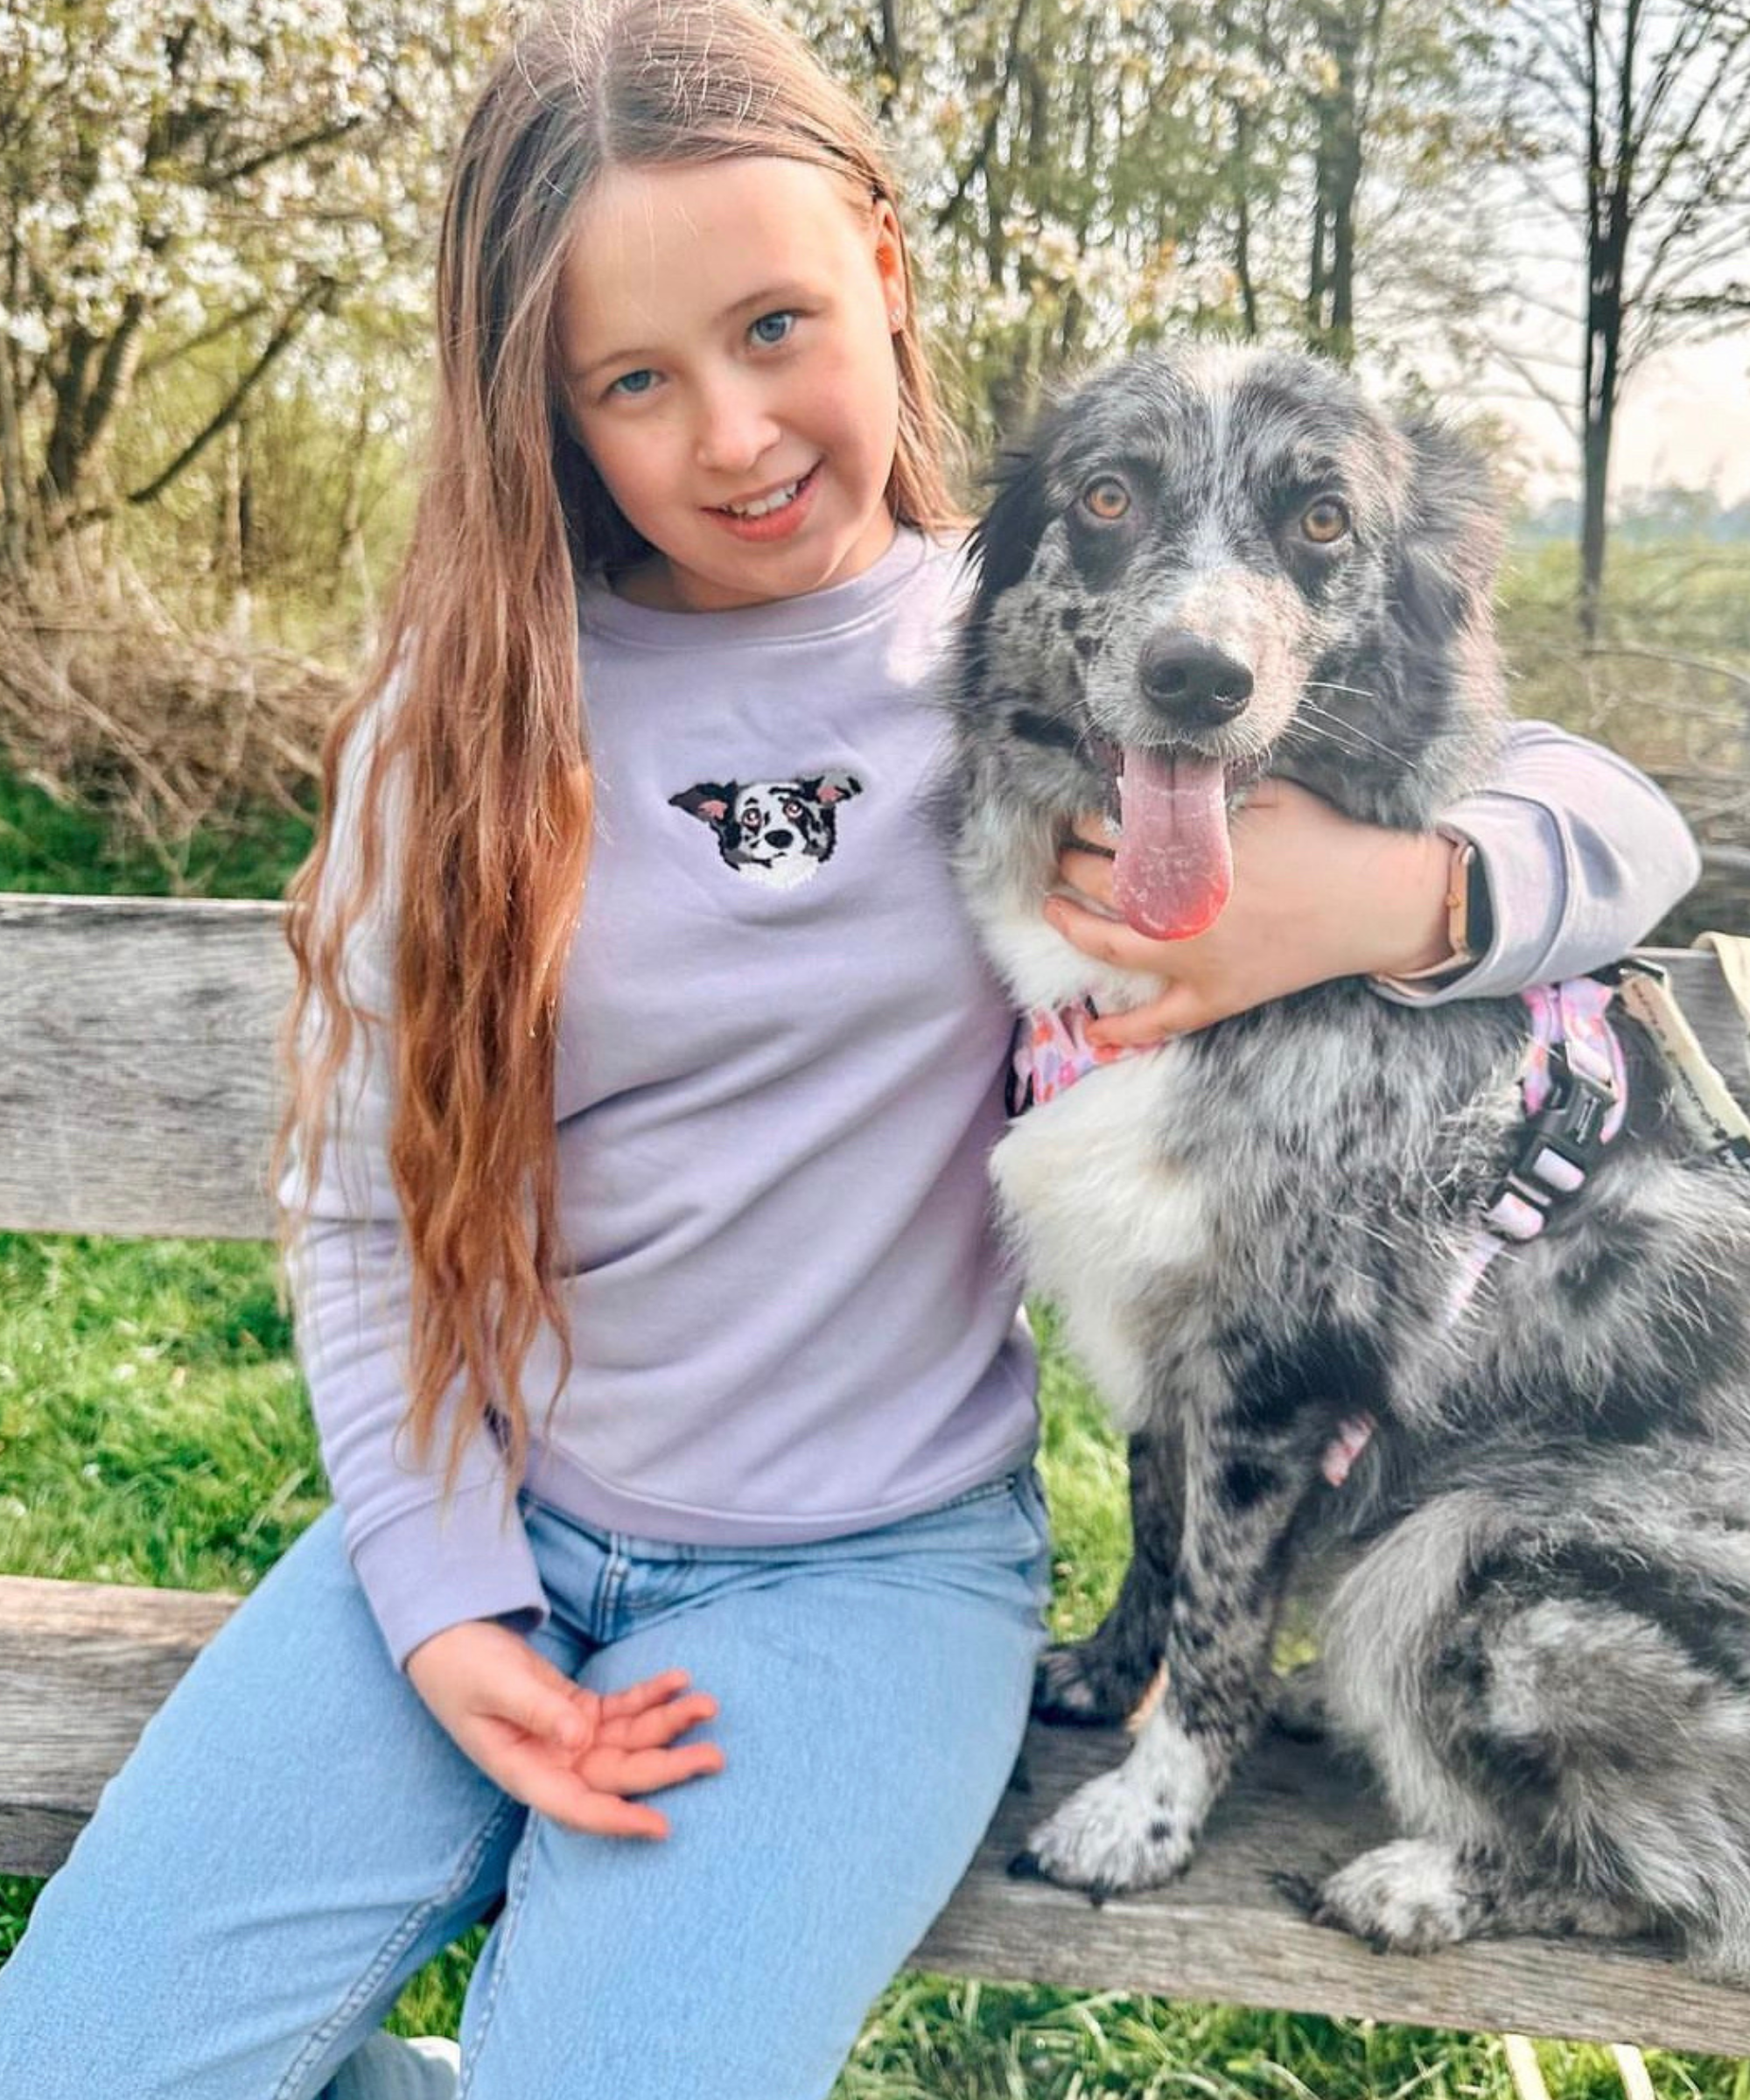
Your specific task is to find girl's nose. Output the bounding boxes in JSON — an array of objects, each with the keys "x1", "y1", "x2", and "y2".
[{"x1": 693, "y1": 375, "x2": 779, "y2": 475}]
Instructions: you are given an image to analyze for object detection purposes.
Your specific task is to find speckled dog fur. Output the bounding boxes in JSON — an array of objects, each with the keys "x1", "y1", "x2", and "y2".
[{"x1": 947, "y1": 345, "x2": 1750, "y2": 1975}]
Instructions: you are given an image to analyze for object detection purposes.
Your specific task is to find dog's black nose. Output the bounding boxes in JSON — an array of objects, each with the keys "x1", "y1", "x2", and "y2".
[
  {"x1": 1137, "y1": 633, "x2": 1254, "y2": 724},
  {"x1": 765, "y1": 830, "x2": 794, "y2": 850}
]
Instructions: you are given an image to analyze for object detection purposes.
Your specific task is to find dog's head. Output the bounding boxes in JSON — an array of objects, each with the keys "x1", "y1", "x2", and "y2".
[
  {"x1": 951, "y1": 344, "x2": 1504, "y2": 939},
  {"x1": 670, "y1": 773, "x2": 861, "y2": 890}
]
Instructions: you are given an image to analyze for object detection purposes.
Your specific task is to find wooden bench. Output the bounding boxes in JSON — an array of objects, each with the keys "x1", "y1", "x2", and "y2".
[{"x1": 4, "y1": 893, "x2": 1750, "y2": 2058}]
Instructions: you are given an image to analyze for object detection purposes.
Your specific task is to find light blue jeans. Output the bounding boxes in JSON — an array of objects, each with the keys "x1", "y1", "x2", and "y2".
[{"x1": 0, "y1": 1473, "x2": 1049, "y2": 2100}]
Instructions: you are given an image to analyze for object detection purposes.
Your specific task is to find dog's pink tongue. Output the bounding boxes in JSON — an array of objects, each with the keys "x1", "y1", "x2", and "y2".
[{"x1": 1114, "y1": 750, "x2": 1232, "y2": 939}]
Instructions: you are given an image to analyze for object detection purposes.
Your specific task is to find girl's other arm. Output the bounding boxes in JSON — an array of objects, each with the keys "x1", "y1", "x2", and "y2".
[{"x1": 1049, "y1": 720, "x2": 1699, "y2": 1045}]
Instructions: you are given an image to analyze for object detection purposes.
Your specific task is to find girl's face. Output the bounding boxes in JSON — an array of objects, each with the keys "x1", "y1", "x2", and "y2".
[{"x1": 557, "y1": 157, "x2": 907, "y2": 613}]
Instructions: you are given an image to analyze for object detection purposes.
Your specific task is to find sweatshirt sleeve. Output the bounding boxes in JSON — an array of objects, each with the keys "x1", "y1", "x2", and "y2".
[
  {"x1": 1374, "y1": 718, "x2": 1701, "y2": 1006},
  {"x1": 280, "y1": 709, "x2": 550, "y2": 1670}
]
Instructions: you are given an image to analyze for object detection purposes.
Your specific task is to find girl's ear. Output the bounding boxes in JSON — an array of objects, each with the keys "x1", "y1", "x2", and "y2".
[{"x1": 871, "y1": 197, "x2": 906, "y2": 332}]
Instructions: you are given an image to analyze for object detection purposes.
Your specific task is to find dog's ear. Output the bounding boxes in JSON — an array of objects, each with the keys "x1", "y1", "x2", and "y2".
[
  {"x1": 795, "y1": 773, "x2": 862, "y2": 806},
  {"x1": 1390, "y1": 416, "x2": 1504, "y2": 658},
  {"x1": 1332, "y1": 413, "x2": 1507, "y2": 819},
  {"x1": 669, "y1": 781, "x2": 736, "y2": 825},
  {"x1": 956, "y1": 424, "x2": 1058, "y2": 704},
  {"x1": 966, "y1": 438, "x2": 1055, "y2": 607}
]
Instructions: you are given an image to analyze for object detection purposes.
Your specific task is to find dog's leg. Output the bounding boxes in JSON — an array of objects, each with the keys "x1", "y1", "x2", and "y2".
[
  {"x1": 1320, "y1": 1473, "x2": 1750, "y2": 1971},
  {"x1": 1034, "y1": 1427, "x2": 1181, "y2": 1726},
  {"x1": 1015, "y1": 1395, "x2": 1321, "y2": 1897},
  {"x1": 1298, "y1": 1839, "x2": 1656, "y2": 1955}
]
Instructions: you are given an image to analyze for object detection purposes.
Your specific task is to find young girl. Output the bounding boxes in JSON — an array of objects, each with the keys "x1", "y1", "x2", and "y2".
[{"x1": 0, "y1": 3, "x2": 1699, "y2": 2096}]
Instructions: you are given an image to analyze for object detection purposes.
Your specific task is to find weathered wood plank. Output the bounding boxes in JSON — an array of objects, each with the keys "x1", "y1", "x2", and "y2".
[
  {"x1": 1659, "y1": 945, "x2": 1750, "y2": 1100},
  {"x1": 0, "y1": 1576, "x2": 237, "y2": 1875},
  {"x1": 2, "y1": 1572, "x2": 1746, "y2": 2054},
  {"x1": 916, "y1": 1728, "x2": 1750, "y2": 2060},
  {"x1": 0, "y1": 894, "x2": 290, "y2": 1240},
  {"x1": 0, "y1": 895, "x2": 1742, "y2": 1242}
]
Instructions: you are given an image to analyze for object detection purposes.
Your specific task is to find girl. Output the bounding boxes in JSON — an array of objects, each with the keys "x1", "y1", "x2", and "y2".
[{"x1": 0, "y1": 3, "x2": 1699, "y2": 2096}]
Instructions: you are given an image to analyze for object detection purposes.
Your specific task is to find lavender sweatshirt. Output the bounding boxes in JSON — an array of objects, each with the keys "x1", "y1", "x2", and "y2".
[{"x1": 286, "y1": 528, "x2": 1701, "y2": 1668}]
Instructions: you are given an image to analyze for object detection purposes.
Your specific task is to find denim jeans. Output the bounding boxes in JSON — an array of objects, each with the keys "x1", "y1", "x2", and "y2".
[{"x1": 0, "y1": 1472, "x2": 1049, "y2": 2100}]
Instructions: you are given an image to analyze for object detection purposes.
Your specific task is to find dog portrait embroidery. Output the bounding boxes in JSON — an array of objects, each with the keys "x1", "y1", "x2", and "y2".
[{"x1": 669, "y1": 773, "x2": 863, "y2": 890}]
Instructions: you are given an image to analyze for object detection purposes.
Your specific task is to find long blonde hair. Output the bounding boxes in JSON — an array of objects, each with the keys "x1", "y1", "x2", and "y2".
[{"x1": 276, "y1": 0, "x2": 960, "y2": 1500}]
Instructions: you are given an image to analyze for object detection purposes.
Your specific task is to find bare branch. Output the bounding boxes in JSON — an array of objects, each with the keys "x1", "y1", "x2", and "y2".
[
  {"x1": 201, "y1": 115, "x2": 370, "y2": 192},
  {"x1": 123, "y1": 277, "x2": 338, "y2": 510},
  {"x1": 136, "y1": 299, "x2": 274, "y2": 381},
  {"x1": 932, "y1": 0, "x2": 1034, "y2": 234}
]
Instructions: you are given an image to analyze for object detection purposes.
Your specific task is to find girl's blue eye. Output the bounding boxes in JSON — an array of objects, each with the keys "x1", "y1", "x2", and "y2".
[
  {"x1": 750, "y1": 311, "x2": 795, "y2": 347},
  {"x1": 608, "y1": 368, "x2": 657, "y2": 398}
]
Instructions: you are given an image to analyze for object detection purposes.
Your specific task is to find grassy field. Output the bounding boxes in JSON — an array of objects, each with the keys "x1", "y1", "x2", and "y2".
[{"x1": 2, "y1": 540, "x2": 1747, "y2": 2090}]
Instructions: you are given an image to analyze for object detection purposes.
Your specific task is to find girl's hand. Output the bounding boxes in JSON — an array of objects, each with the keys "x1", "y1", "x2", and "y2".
[
  {"x1": 1047, "y1": 778, "x2": 1455, "y2": 1046},
  {"x1": 405, "y1": 1619, "x2": 724, "y2": 1837}
]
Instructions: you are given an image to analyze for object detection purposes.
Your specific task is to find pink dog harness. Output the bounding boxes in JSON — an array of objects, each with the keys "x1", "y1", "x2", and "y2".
[
  {"x1": 1447, "y1": 974, "x2": 1628, "y2": 1318},
  {"x1": 1005, "y1": 998, "x2": 1119, "y2": 1114},
  {"x1": 1006, "y1": 976, "x2": 1634, "y2": 1486}
]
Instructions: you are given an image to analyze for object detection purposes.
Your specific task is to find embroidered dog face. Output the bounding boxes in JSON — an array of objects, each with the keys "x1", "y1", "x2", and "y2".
[{"x1": 669, "y1": 773, "x2": 863, "y2": 889}]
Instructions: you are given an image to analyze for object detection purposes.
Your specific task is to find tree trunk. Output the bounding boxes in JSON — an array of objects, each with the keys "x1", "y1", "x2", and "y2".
[
  {"x1": 0, "y1": 329, "x2": 29, "y2": 582},
  {"x1": 35, "y1": 300, "x2": 148, "y2": 542},
  {"x1": 219, "y1": 418, "x2": 253, "y2": 641},
  {"x1": 1578, "y1": 0, "x2": 1637, "y2": 644},
  {"x1": 1308, "y1": 4, "x2": 1363, "y2": 363},
  {"x1": 1233, "y1": 101, "x2": 1260, "y2": 337},
  {"x1": 876, "y1": 0, "x2": 904, "y2": 114},
  {"x1": 339, "y1": 398, "x2": 376, "y2": 647},
  {"x1": 1306, "y1": 142, "x2": 1330, "y2": 343}
]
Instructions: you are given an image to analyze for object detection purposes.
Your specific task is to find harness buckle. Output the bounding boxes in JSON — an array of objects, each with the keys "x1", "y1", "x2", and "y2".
[
  {"x1": 1481, "y1": 1033, "x2": 1622, "y2": 1242},
  {"x1": 1519, "y1": 1043, "x2": 1617, "y2": 1168}
]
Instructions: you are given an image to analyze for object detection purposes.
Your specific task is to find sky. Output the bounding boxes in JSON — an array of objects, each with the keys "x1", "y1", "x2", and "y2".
[{"x1": 1490, "y1": 332, "x2": 1750, "y2": 507}]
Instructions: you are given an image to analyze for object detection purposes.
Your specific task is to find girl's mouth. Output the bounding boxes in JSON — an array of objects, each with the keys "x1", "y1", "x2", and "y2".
[{"x1": 707, "y1": 461, "x2": 822, "y2": 542}]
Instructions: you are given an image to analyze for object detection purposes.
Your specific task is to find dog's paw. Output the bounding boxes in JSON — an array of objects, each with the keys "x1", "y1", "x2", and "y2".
[
  {"x1": 1032, "y1": 1641, "x2": 1154, "y2": 1728},
  {"x1": 1009, "y1": 1766, "x2": 1196, "y2": 1899},
  {"x1": 1308, "y1": 1839, "x2": 1477, "y2": 1955}
]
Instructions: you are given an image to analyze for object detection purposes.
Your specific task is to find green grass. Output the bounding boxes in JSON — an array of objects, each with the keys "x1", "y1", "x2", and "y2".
[
  {"x1": 1501, "y1": 537, "x2": 1750, "y2": 774},
  {"x1": 0, "y1": 767, "x2": 313, "y2": 899}
]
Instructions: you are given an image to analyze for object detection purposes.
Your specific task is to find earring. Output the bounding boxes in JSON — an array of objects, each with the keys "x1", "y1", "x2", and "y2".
[{"x1": 889, "y1": 307, "x2": 903, "y2": 328}]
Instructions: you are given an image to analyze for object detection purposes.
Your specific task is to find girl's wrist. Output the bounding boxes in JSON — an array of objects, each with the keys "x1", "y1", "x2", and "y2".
[{"x1": 1380, "y1": 830, "x2": 1472, "y2": 980}]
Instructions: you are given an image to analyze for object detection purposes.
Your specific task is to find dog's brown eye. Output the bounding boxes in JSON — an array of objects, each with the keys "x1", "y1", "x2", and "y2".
[
  {"x1": 1301, "y1": 497, "x2": 1350, "y2": 544},
  {"x1": 1081, "y1": 476, "x2": 1131, "y2": 522}
]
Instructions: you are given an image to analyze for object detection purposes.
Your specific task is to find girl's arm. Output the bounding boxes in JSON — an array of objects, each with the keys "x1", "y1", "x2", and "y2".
[
  {"x1": 284, "y1": 712, "x2": 724, "y2": 1824},
  {"x1": 1050, "y1": 720, "x2": 1700, "y2": 1046}
]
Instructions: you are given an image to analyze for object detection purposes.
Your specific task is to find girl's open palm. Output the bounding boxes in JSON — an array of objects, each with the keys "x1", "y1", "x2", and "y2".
[{"x1": 406, "y1": 1619, "x2": 724, "y2": 1837}]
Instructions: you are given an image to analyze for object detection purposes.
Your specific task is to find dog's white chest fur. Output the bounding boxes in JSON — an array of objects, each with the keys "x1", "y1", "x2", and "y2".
[{"x1": 993, "y1": 1049, "x2": 1208, "y2": 1426}]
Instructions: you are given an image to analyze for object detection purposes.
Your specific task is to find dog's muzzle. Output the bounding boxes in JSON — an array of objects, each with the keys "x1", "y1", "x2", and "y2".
[{"x1": 1138, "y1": 631, "x2": 1255, "y2": 730}]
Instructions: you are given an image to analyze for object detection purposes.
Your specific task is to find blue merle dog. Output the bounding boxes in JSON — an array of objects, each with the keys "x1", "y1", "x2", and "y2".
[{"x1": 948, "y1": 343, "x2": 1750, "y2": 1973}]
